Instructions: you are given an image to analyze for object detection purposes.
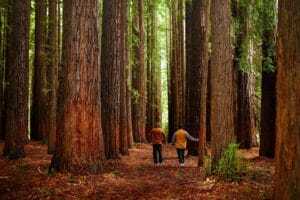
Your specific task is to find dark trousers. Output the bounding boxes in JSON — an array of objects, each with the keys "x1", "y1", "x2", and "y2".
[
  {"x1": 153, "y1": 144, "x2": 163, "y2": 164},
  {"x1": 176, "y1": 148, "x2": 185, "y2": 164}
]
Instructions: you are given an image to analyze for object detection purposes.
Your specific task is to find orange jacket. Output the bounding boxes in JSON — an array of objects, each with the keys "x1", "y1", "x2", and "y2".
[{"x1": 151, "y1": 128, "x2": 165, "y2": 144}]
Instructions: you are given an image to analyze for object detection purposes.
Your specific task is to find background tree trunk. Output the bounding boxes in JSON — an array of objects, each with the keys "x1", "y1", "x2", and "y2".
[
  {"x1": 47, "y1": 0, "x2": 58, "y2": 154},
  {"x1": 131, "y1": 0, "x2": 147, "y2": 143},
  {"x1": 101, "y1": 0, "x2": 121, "y2": 158},
  {"x1": 185, "y1": 0, "x2": 208, "y2": 165},
  {"x1": 51, "y1": 0, "x2": 105, "y2": 173},
  {"x1": 210, "y1": 0, "x2": 234, "y2": 169},
  {"x1": 119, "y1": 0, "x2": 129, "y2": 155},
  {"x1": 259, "y1": 0, "x2": 276, "y2": 158},
  {"x1": 3, "y1": 0, "x2": 30, "y2": 159},
  {"x1": 31, "y1": 0, "x2": 48, "y2": 141},
  {"x1": 274, "y1": 0, "x2": 300, "y2": 198},
  {"x1": 168, "y1": 0, "x2": 185, "y2": 142},
  {"x1": 146, "y1": 0, "x2": 162, "y2": 141}
]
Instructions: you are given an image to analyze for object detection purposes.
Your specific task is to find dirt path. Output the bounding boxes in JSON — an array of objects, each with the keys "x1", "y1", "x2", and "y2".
[{"x1": 0, "y1": 141, "x2": 274, "y2": 199}]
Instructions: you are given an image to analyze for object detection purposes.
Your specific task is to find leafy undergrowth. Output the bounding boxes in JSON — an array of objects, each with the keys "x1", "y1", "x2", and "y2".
[{"x1": 0, "y1": 141, "x2": 274, "y2": 199}]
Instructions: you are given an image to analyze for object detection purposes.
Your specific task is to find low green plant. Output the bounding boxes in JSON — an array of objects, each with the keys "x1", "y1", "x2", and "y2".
[
  {"x1": 41, "y1": 138, "x2": 48, "y2": 144},
  {"x1": 112, "y1": 170, "x2": 121, "y2": 176},
  {"x1": 213, "y1": 142, "x2": 247, "y2": 181}
]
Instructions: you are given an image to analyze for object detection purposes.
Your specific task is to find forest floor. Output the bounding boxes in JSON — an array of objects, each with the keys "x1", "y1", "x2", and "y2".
[{"x1": 0, "y1": 141, "x2": 274, "y2": 200}]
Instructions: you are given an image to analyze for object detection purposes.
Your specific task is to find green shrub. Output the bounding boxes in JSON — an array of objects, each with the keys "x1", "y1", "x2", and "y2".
[{"x1": 213, "y1": 142, "x2": 247, "y2": 181}]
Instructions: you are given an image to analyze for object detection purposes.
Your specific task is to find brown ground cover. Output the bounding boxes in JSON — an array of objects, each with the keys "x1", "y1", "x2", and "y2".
[{"x1": 0, "y1": 141, "x2": 274, "y2": 199}]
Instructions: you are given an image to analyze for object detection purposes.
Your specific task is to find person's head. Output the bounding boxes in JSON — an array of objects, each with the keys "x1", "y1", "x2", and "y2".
[
  {"x1": 154, "y1": 122, "x2": 161, "y2": 128},
  {"x1": 178, "y1": 125, "x2": 183, "y2": 129}
]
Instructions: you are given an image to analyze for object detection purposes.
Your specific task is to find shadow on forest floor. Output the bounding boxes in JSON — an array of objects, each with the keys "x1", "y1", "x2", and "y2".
[{"x1": 0, "y1": 141, "x2": 274, "y2": 199}]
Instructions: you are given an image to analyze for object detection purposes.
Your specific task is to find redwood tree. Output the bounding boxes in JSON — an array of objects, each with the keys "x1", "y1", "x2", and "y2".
[
  {"x1": 47, "y1": 0, "x2": 58, "y2": 154},
  {"x1": 3, "y1": 0, "x2": 30, "y2": 159},
  {"x1": 185, "y1": 0, "x2": 208, "y2": 165},
  {"x1": 259, "y1": 0, "x2": 276, "y2": 157},
  {"x1": 101, "y1": 0, "x2": 121, "y2": 158},
  {"x1": 50, "y1": 0, "x2": 105, "y2": 173},
  {"x1": 168, "y1": 0, "x2": 185, "y2": 142},
  {"x1": 210, "y1": 0, "x2": 234, "y2": 169},
  {"x1": 119, "y1": 0, "x2": 129, "y2": 155},
  {"x1": 145, "y1": 0, "x2": 162, "y2": 141},
  {"x1": 131, "y1": 0, "x2": 147, "y2": 143},
  {"x1": 31, "y1": 0, "x2": 48, "y2": 140},
  {"x1": 274, "y1": 0, "x2": 300, "y2": 198}
]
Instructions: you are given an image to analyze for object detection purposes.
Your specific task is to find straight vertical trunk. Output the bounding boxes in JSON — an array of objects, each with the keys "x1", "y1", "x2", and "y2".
[
  {"x1": 274, "y1": 0, "x2": 300, "y2": 198},
  {"x1": 260, "y1": 0, "x2": 276, "y2": 158},
  {"x1": 185, "y1": 0, "x2": 209, "y2": 164},
  {"x1": 119, "y1": 0, "x2": 129, "y2": 155},
  {"x1": 101, "y1": 0, "x2": 121, "y2": 158},
  {"x1": 146, "y1": 0, "x2": 162, "y2": 142},
  {"x1": 51, "y1": 0, "x2": 105, "y2": 173},
  {"x1": 168, "y1": 0, "x2": 185, "y2": 142},
  {"x1": 47, "y1": 0, "x2": 58, "y2": 154},
  {"x1": 31, "y1": 0, "x2": 48, "y2": 140},
  {"x1": 3, "y1": 0, "x2": 30, "y2": 159},
  {"x1": 210, "y1": 0, "x2": 234, "y2": 169},
  {"x1": 131, "y1": 0, "x2": 147, "y2": 143}
]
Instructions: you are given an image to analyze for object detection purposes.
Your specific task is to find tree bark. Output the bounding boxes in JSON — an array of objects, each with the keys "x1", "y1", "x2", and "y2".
[
  {"x1": 210, "y1": 0, "x2": 234, "y2": 169},
  {"x1": 274, "y1": 0, "x2": 300, "y2": 198},
  {"x1": 146, "y1": 0, "x2": 162, "y2": 142},
  {"x1": 47, "y1": 0, "x2": 58, "y2": 154},
  {"x1": 131, "y1": 0, "x2": 147, "y2": 143},
  {"x1": 3, "y1": 0, "x2": 30, "y2": 159},
  {"x1": 168, "y1": 0, "x2": 185, "y2": 142},
  {"x1": 119, "y1": 0, "x2": 129, "y2": 155},
  {"x1": 31, "y1": 0, "x2": 48, "y2": 140},
  {"x1": 259, "y1": 0, "x2": 276, "y2": 158},
  {"x1": 185, "y1": 0, "x2": 209, "y2": 165},
  {"x1": 101, "y1": 0, "x2": 121, "y2": 158},
  {"x1": 51, "y1": 0, "x2": 105, "y2": 173}
]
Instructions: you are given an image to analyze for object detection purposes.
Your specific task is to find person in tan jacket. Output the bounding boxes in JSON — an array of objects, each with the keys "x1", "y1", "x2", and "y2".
[
  {"x1": 151, "y1": 122, "x2": 165, "y2": 166},
  {"x1": 172, "y1": 125, "x2": 198, "y2": 167}
]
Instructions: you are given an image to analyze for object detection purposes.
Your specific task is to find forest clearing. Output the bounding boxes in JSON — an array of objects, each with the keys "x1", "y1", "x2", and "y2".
[{"x1": 0, "y1": 141, "x2": 274, "y2": 199}]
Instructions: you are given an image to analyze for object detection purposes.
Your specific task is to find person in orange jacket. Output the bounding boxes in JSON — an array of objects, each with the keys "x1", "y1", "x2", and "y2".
[
  {"x1": 150, "y1": 122, "x2": 165, "y2": 166},
  {"x1": 172, "y1": 125, "x2": 198, "y2": 167}
]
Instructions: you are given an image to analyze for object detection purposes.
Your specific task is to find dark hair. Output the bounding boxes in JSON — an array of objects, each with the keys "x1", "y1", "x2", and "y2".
[{"x1": 178, "y1": 125, "x2": 183, "y2": 129}]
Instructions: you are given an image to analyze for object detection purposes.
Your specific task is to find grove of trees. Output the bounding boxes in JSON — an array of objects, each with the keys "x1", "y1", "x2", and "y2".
[{"x1": 0, "y1": 0, "x2": 299, "y2": 198}]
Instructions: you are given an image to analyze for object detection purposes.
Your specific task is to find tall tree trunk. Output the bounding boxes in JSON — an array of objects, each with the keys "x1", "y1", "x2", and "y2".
[
  {"x1": 232, "y1": 0, "x2": 256, "y2": 149},
  {"x1": 119, "y1": 0, "x2": 129, "y2": 155},
  {"x1": 146, "y1": 0, "x2": 162, "y2": 142},
  {"x1": 47, "y1": 0, "x2": 58, "y2": 154},
  {"x1": 168, "y1": 0, "x2": 185, "y2": 142},
  {"x1": 131, "y1": 0, "x2": 147, "y2": 143},
  {"x1": 185, "y1": 0, "x2": 209, "y2": 164},
  {"x1": 259, "y1": 0, "x2": 276, "y2": 158},
  {"x1": 3, "y1": 0, "x2": 30, "y2": 159},
  {"x1": 51, "y1": 0, "x2": 105, "y2": 173},
  {"x1": 101, "y1": 0, "x2": 121, "y2": 158},
  {"x1": 274, "y1": 0, "x2": 300, "y2": 198},
  {"x1": 0, "y1": 3, "x2": 5, "y2": 140},
  {"x1": 210, "y1": 0, "x2": 234, "y2": 169},
  {"x1": 31, "y1": 0, "x2": 48, "y2": 140}
]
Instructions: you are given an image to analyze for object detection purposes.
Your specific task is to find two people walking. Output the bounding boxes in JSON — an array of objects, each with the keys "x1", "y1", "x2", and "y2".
[{"x1": 150, "y1": 123, "x2": 198, "y2": 167}]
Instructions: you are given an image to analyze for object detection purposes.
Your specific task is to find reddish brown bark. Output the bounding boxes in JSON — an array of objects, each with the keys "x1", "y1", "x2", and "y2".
[
  {"x1": 274, "y1": 0, "x2": 300, "y2": 198},
  {"x1": 132, "y1": 0, "x2": 147, "y2": 143},
  {"x1": 119, "y1": 0, "x2": 129, "y2": 155},
  {"x1": 47, "y1": 0, "x2": 58, "y2": 154},
  {"x1": 31, "y1": 0, "x2": 48, "y2": 140},
  {"x1": 210, "y1": 0, "x2": 234, "y2": 169},
  {"x1": 51, "y1": 0, "x2": 105, "y2": 173},
  {"x1": 3, "y1": 0, "x2": 30, "y2": 159},
  {"x1": 168, "y1": 0, "x2": 185, "y2": 142},
  {"x1": 101, "y1": 0, "x2": 121, "y2": 158},
  {"x1": 185, "y1": 0, "x2": 208, "y2": 166}
]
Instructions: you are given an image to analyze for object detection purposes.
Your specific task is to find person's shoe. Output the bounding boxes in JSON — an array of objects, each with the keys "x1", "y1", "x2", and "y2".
[
  {"x1": 179, "y1": 163, "x2": 185, "y2": 167},
  {"x1": 159, "y1": 163, "x2": 163, "y2": 166},
  {"x1": 155, "y1": 163, "x2": 160, "y2": 166}
]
